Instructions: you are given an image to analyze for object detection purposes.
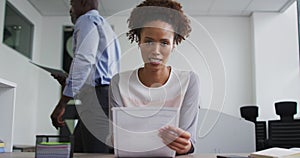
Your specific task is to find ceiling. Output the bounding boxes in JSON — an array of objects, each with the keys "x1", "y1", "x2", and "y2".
[{"x1": 27, "y1": 0, "x2": 296, "y2": 17}]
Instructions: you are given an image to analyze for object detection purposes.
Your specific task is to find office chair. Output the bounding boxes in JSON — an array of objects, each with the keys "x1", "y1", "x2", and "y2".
[
  {"x1": 255, "y1": 121, "x2": 267, "y2": 150},
  {"x1": 240, "y1": 106, "x2": 267, "y2": 151},
  {"x1": 274, "y1": 101, "x2": 297, "y2": 121},
  {"x1": 268, "y1": 119, "x2": 300, "y2": 148},
  {"x1": 267, "y1": 101, "x2": 300, "y2": 148}
]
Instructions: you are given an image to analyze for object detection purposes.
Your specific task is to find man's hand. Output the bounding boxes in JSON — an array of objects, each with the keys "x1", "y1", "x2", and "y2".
[
  {"x1": 50, "y1": 96, "x2": 71, "y2": 129},
  {"x1": 51, "y1": 73, "x2": 68, "y2": 87},
  {"x1": 50, "y1": 103, "x2": 66, "y2": 129},
  {"x1": 158, "y1": 125, "x2": 192, "y2": 155}
]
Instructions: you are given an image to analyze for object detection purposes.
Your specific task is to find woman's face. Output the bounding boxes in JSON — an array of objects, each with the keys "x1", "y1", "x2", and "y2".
[{"x1": 139, "y1": 20, "x2": 175, "y2": 71}]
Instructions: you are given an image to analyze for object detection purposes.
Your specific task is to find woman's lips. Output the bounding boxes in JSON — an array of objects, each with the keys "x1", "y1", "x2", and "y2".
[{"x1": 149, "y1": 58, "x2": 162, "y2": 65}]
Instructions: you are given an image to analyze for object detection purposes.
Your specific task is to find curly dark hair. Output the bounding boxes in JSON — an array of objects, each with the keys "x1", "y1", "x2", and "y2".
[{"x1": 127, "y1": 0, "x2": 191, "y2": 45}]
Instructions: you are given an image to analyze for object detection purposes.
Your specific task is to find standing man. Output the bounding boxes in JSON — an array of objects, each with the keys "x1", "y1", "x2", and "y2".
[{"x1": 50, "y1": 0, "x2": 120, "y2": 153}]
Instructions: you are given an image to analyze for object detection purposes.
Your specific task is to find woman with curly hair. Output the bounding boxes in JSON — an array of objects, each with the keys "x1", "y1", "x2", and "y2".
[{"x1": 109, "y1": 0, "x2": 200, "y2": 155}]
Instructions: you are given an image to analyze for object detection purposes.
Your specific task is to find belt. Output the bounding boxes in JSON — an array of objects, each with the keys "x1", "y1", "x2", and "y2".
[{"x1": 96, "y1": 84, "x2": 109, "y2": 87}]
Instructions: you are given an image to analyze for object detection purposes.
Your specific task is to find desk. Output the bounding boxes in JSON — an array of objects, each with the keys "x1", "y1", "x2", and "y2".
[{"x1": 0, "y1": 152, "x2": 249, "y2": 158}]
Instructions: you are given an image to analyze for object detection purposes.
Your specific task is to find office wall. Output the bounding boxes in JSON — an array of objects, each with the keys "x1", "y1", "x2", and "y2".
[
  {"x1": 35, "y1": 16, "x2": 72, "y2": 137},
  {"x1": 0, "y1": 0, "x2": 57, "y2": 146},
  {"x1": 194, "y1": 16, "x2": 253, "y2": 117},
  {"x1": 252, "y1": 3, "x2": 300, "y2": 121}
]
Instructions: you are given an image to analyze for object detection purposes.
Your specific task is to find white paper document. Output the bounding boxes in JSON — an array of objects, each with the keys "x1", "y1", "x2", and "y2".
[
  {"x1": 112, "y1": 107, "x2": 179, "y2": 157},
  {"x1": 249, "y1": 147, "x2": 300, "y2": 158},
  {"x1": 30, "y1": 61, "x2": 67, "y2": 77}
]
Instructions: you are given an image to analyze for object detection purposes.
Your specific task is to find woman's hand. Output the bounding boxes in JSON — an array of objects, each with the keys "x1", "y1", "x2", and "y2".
[{"x1": 158, "y1": 125, "x2": 192, "y2": 155}]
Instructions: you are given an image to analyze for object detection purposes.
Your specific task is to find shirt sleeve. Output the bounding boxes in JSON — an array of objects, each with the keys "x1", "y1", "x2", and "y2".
[
  {"x1": 63, "y1": 19, "x2": 99, "y2": 97},
  {"x1": 179, "y1": 71, "x2": 200, "y2": 148},
  {"x1": 109, "y1": 74, "x2": 123, "y2": 109},
  {"x1": 107, "y1": 74, "x2": 123, "y2": 146}
]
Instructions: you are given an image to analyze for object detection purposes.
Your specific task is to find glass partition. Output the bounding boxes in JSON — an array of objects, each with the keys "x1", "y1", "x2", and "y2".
[{"x1": 2, "y1": 1, "x2": 34, "y2": 59}]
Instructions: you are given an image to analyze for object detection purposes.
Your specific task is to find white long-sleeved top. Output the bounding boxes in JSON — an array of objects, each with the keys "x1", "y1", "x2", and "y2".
[{"x1": 109, "y1": 67, "x2": 200, "y2": 145}]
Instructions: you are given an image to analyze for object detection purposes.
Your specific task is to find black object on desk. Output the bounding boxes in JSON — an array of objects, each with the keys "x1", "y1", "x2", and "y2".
[{"x1": 13, "y1": 145, "x2": 35, "y2": 152}]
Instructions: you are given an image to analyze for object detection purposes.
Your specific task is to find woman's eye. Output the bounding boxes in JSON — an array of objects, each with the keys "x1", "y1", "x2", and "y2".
[
  {"x1": 146, "y1": 41, "x2": 153, "y2": 45},
  {"x1": 161, "y1": 41, "x2": 168, "y2": 46}
]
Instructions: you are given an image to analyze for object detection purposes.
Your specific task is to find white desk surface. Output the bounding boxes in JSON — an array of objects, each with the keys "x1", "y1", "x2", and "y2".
[{"x1": 0, "y1": 152, "x2": 249, "y2": 158}]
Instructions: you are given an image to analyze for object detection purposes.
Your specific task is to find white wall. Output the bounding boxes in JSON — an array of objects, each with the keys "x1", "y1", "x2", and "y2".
[
  {"x1": 194, "y1": 16, "x2": 253, "y2": 117},
  {"x1": 252, "y1": 2, "x2": 300, "y2": 121},
  {"x1": 0, "y1": 0, "x2": 72, "y2": 146},
  {"x1": 35, "y1": 16, "x2": 72, "y2": 136},
  {"x1": 0, "y1": 0, "x2": 58, "y2": 146}
]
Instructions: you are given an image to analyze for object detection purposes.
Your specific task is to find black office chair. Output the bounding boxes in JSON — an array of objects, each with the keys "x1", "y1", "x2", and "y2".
[
  {"x1": 267, "y1": 101, "x2": 300, "y2": 148},
  {"x1": 274, "y1": 101, "x2": 297, "y2": 121},
  {"x1": 240, "y1": 105, "x2": 267, "y2": 151},
  {"x1": 268, "y1": 119, "x2": 300, "y2": 148},
  {"x1": 255, "y1": 121, "x2": 267, "y2": 150}
]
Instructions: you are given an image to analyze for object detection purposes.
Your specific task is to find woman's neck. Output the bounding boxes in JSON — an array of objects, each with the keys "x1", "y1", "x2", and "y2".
[{"x1": 138, "y1": 66, "x2": 171, "y2": 88}]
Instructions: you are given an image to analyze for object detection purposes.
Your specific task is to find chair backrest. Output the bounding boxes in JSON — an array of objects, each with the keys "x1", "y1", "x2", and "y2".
[
  {"x1": 240, "y1": 106, "x2": 258, "y2": 123},
  {"x1": 255, "y1": 121, "x2": 267, "y2": 151},
  {"x1": 274, "y1": 101, "x2": 297, "y2": 121},
  {"x1": 268, "y1": 119, "x2": 300, "y2": 148}
]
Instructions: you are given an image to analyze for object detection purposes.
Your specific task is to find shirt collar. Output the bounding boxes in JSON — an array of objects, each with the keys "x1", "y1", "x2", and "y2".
[
  {"x1": 76, "y1": 9, "x2": 101, "y2": 24},
  {"x1": 85, "y1": 9, "x2": 99, "y2": 16}
]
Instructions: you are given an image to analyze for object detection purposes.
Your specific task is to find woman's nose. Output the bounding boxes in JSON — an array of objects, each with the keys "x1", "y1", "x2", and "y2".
[{"x1": 151, "y1": 43, "x2": 160, "y2": 54}]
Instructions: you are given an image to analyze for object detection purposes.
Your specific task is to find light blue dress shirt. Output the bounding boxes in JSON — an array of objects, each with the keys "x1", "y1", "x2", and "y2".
[{"x1": 63, "y1": 10, "x2": 121, "y2": 97}]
